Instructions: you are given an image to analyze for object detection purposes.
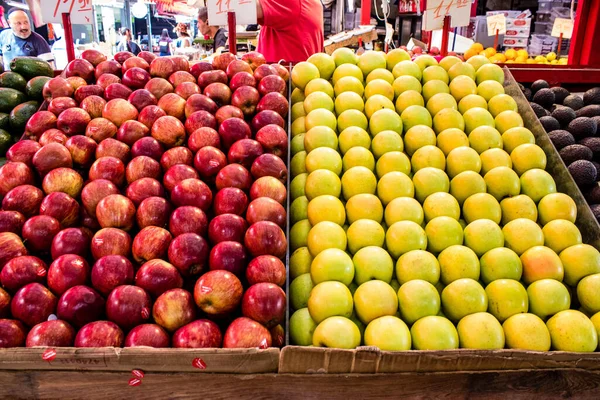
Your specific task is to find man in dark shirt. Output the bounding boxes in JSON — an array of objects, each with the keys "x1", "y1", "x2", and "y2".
[
  {"x1": 197, "y1": 7, "x2": 227, "y2": 54},
  {"x1": 0, "y1": 10, "x2": 51, "y2": 70}
]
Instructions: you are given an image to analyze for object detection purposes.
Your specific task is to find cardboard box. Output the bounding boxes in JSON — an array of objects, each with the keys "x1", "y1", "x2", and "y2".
[
  {"x1": 507, "y1": 17, "x2": 532, "y2": 29},
  {"x1": 503, "y1": 37, "x2": 529, "y2": 47}
]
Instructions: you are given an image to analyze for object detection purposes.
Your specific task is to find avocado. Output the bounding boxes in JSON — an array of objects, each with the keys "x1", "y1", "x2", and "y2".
[
  {"x1": 560, "y1": 144, "x2": 593, "y2": 164},
  {"x1": 551, "y1": 87, "x2": 570, "y2": 105},
  {"x1": 583, "y1": 87, "x2": 600, "y2": 106},
  {"x1": 533, "y1": 88, "x2": 555, "y2": 109},
  {"x1": 0, "y1": 71, "x2": 27, "y2": 92},
  {"x1": 522, "y1": 88, "x2": 532, "y2": 101},
  {"x1": 25, "y1": 76, "x2": 51, "y2": 101},
  {"x1": 531, "y1": 80, "x2": 550, "y2": 94},
  {"x1": 0, "y1": 88, "x2": 26, "y2": 113},
  {"x1": 9, "y1": 57, "x2": 53, "y2": 80},
  {"x1": 568, "y1": 117, "x2": 597, "y2": 139},
  {"x1": 592, "y1": 116, "x2": 600, "y2": 127},
  {"x1": 586, "y1": 183, "x2": 600, "y2": 203},
  {"x1": 575, "y1": 104, "x2": 600, "y2": 118},
  {"x1": 530, "y1": 102, "x2": 548, "y2": 118},
  {"x1": 568, "y1": 160, "x2": 597, "y2": 186},
  {"x1": 579, "y1": 137, "x2": 600, "y2": 156},
  {"x1": 590, "y1": 204, "x2": 600, "y2": 222},
  {"x1": 563, "y1": 94, "x2": 584, "y2": 110},
  {"x1": 9, "y1": 100, "x2": 39, "y2": 133},
  {"x1": 539, "y1": 116, "x2": 561, "y2": 132},
  {"x1": 549, "y1": 130, "x2": 575, "y2": 150},
  {"x1": 551, "y1": 106, "x2": 576, "y2": 128}
]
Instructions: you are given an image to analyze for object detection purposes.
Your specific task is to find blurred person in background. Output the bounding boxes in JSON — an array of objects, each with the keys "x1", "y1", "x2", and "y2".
[
  {"x1": 197, "y1": 7, "x2": 227, "y2": 55},
  {"x1": 158, "y1": 28, "x2": 172, "y2": 56},
  {"x1": 117, "y1": 28, "x2": 141, "y2": 55},
  {"x1": 0, "y1": 9, "x2": 51, "y2": 70},
  {"x1": 172, "y1": 23, "x2": 192, "y2": 54}
]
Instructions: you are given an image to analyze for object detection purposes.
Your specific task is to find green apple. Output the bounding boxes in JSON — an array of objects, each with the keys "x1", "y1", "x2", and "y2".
[
  {"x1": 414, "y1": 54, "x2": 438, "y2": 71},
  {"x1": 463, "y1": 219, "x2": 504, "y2": 257},
  {"x1": 527, "y1": 279, "x2": 571, "y2": 319},
  {"x1": 401, "y1": 105, "x2": 433, "y2": 133},
  {"x1": 341, "y1": 166, "x2": 377, "y2": 200},
  {"x1": 343, "y1": 146, "x2": 376, "y2": 172},
  {"x1": 345, "y1": 193, "x2": 383, "y2": 224},
  {"x1": 334, "y1": 76, "x2": 365, "y2": 97},
  {"x1": 353, "y1": 246, "x2": 394, "y2": 285},
  {"x1": 385, "y1": 220, "x2": 427, "y2": 259},
  {"x1": 463, "y1": 107, "x2": 495, "y2": 134},
  {"x1": 495, "y1": 110, "x2": 524, "y2": 134},
  {"x1": 332, "y1": 47, "x2": 358, "y2": 66},
  {"x1": 477, "y1": 80, "x2": 504, "y2": 101},
  {"x1": 338, "y1": 109, "x2": 368, "y2": 132},
  {"x1": 392, "y1": 60, "x2": 422, "y2": 79},
  {"x1": 305, "y1": 108, "x2": 337, "y2": 132},
  {"x1": 458, "y1": 312, "x2": 505, "y2": 349},
  {"x1": 291, "y1": 102, "x2": 306, "y2": 122},
  {"x1": 364, "y1": 316, "x2": 411, "y2": 350},
  {"x1": 432, "y1": 108, "x2": 465, "y2": 134},
  {"x1": 410, "y1": 145, "x2": 446, "y2": 173},
  {"x1": 438, "y1": 245, "x2": 480, "y2": 285},
  {"x1": 372, "y1": 131, "x2": 404, "y2": 159},
  {"x1": 488, "y1": 93, "x2": 518, "y2": 117},
  {"x1": 448, "y1": 61, "x2": 476, "y2": 80},
  {"x1": 441, "y1": 278, "x2": 488, "y2": 322},
  {"x1": 446, "y1": 147, "x2": 481, "y2": 179},
  {"x1": 423, "y1": 65, "x2": 449, "y2": 83},
  {"x1": 367, "y1": 68, "x2": 395, "y2": 84},
  {"x1": 335, "y1": 91, "x2": 364, "y2": 114},
  {"x1": 396, "y1": 249, "x2": 440, "y2": 285},
  {"x1": 411, "y1": 316, "x2": 459, "y2": 350},
  {"x1": 365, "y1": 95, "x2": 395, "y2": 119},
  {"x1": 450, "y1": 171, "x2": 487, "y2": 205},
  {"x1": 480, "y1": 247, "x2": 522, "y2": 284},
  {"x1": 436, "y1": 128, "x2": 469, "y2": 156},
  {"x1": 305, "y1": 147, "x2": 342, "y2": 175},
  {"x1": 347, "y1": 219, "x2": 385, "y2": 255},
  {"x1": 376, "y1": 151, "x2": 411, "y2": 178},
  {"x1": 354, "y1": 280, "x2": 398, "y2": 324},
  {"x1": 365, "y1": 79, "x2": 394, "y2": 101},
  {"x1": 308, "y1": 281, "x2": 353, "y2": 323},
  {"x1": 291, "y1": 117, "x2": 305, "y2": 138},
  {"x1": 519, "y1": 168, "x2": 557, "y2": 203},
  {"x1": 462, "y1": 193, "x2": 501, "y2": 224},
  {"x1": 358, "y1": 50, "x2": 387, "y2": 76},
  {"x1": 485, "y1": 279, "x2": 528, "y2": 322},
  {"x1": 290, "y1": 133, "x2": 305, "y2": 156},
  {"x1": 313, "y1": 316, "x2": 361, "y2": 349},
  {"x1": 304, "y1": 78, "x2": 334, "y2": 98},
  {"x1": 425, "y1": 216, "x2": 464, "y2": 253},
  {"x1": 475, "y1": 63, "x2": 504, "y2": 85},
  {"x1": 386, "y1": 49, "x2": 411, "y2": 71},
  {"x1": 537, "y1": 192, "x2": 577, "y2": 225},
  {"x1": 502, "y1": 313, "x2": 551, "y2": 351},
  {"x1": 307, "y1": 52, "x2": 336, "y2": 81},
  {"x1": 502, "y1": 218, "x2": 544, "y2": 256},
  {"x1": 426, "y1": 93, "x2": 457, "y2": 117},
  {"x1": 290, "y1": 246, "x2": 313, "y2": 280},
  {"x1": 543, "y1": 220, "x2": 582, "y2": 254},
  {"x1": 393, "y1": 75, "x2": 422, "y2": 97},
  {"x1": 338, "y1": 127, "x2": 371, "y2": 155},
  {"x1": 290, "y1": 151, "x2": 307, "y2": 178},
  {"x1": 439, "y1": 55, "x2": 462, "y2": 71},
  {"x1": 397, "y1": 279, "x2": 441, "y2": 324},
  {"x1": 449, "y1": 75, "x2": 477, "y2": 101},
  {"x1": 500, "y1": 194, "x2": 538, "y2": 225},
  {"x1": 483, "y1": 166, "x2": 520, "y2": 201},
  {"x1": 520, "y1": 246, "x2": 564, "y2": 284},
  {"x1": 547, "y1": 310, "x2": 598, "y2": 352},
  {"x1": 290, "y1": 219, "x2": 311, "y2": 251},
  {"x1": 290, "y1": 196, "x2": 308, "y2": 225},
  {"x1": 311, "y1": 248, "x2": 354, "y2": 285},
  {"x1": 307, "y1": 221, "x2": 347, "y2": 257},
  {"x1": 395, "y1": 90, "x2": 425, "y2": 114},
  {"x1": 501, "y1": 127, "x2": 535, "y2": 153},
  {"x1": 385, "y1": 197, "x2": 424, "y2": 226},
  {"x1": 458, "y1": 94, "x2": 488, "y2": 114},
  {"x1": 468, "y1": 126, "x2": 502, "y2": 154},
  {"x1": 307, "y1": 195, "x2": 345, "y2": 226},
  {"x1": 412, "y1": 167, "x2": 450, "y2": 203},
  {"x1": 377, "y1": 171, "x2": 414, "y2": 206},
  {"x1": 560, "y1": 244, "x2": 600, "y2": 287},
  {"x1": 305, "y1": 169, "x2": 342, "y2": 200},
  {"x1": 510, "y1": 143, "x2": 547, "y2": 175},
  {"x1": 332, "y1": 63, "x2": 363, "y2": 85},
  {"x1": 290, "y1": 173, "x2": 307, "y2": 200},
  {"x1": 291, "y1": 87, "x2": 306, "y2": 104},
  {"x1": 290, "y1": 273, "x2": 314, "y2": 310},
  {"x1": 422, "y1": 80, "x2": 449, "y2": 104},
  {"x1": 304, "y1": 126, "x2": 338, "y2": 153},
  {"x1": 577, "y1": 273, "x2": 600, "y2": 314},
  {"x1": 292, "y1": 61, "x2": 320, "y2": 89},
  {"x1": 369, "y1": 108, "x2": 403, "y2": 136},
  {"x1": 290, "y1": 308, "x2": 317, "y2": 346}
]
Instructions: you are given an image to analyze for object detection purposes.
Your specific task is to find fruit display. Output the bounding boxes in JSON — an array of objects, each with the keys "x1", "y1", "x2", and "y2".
[
  {"x1": 288, "y1": 48, "x2": 600, "y2": 352},
  {"x1": 464, "y1": 43, "x2": 567, "y2": 65},
  {"x1": 0, "y1": 57, "x2": 55, "y2": 156},
  {"x1": 0, "y1": 49, "x2": 289, "y2": 349},
  {"x1": 522, "y1": 80, "x2": 600, "y2": 221}
]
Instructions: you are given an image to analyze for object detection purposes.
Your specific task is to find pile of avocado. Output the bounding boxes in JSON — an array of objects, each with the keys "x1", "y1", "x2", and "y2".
[
  {"x1": 0, "y1": 57, "x2": 54, "y2": 157},
  {"x1": 522, "y1": 80, "x2": 600, "y2": 221}
]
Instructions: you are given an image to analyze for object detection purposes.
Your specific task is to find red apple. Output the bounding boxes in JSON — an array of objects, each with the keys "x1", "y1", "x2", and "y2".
[
  {"x1": 138, "y1": 51, "x2": 157, "y2": 65},
  {"x1": 257, "y1": 92, "x2": 288, "y2": 117},
  {"x1": 212, "y1": 52, "x2": 236, "y2": 72},
  {"x1": 39, "y1": 129, "x2": 68, "y2": 146},
  {"x1": 213, "y1": 187, "x2": 248, "y2": 216},
  {"x1": 97, "y1": 73, "x2": 121, "y2": 90},
  {"x1": 65, "y1": 135, "x2": 98, "y2": 167},
  {"x1": 184, "y1": 110, "x2": 217, "y2": 134},
  {"x1": 117, "y1": 120, "x2": 150, "y2": 146},
  {"x1": 104, "y1": 82, "x2": 133, "y2": 101},
  {"x1": 208, "y1": 213, "x2": 248, "y2": 244},
  {"x1": 175, "y1": 81, "x2": 201, "y2": 99},
  {"x1": 0, "y1": 212, "x2": 24, "y2": 235},
  {"x1": 158, "y1": 92, "x2": 186, "y2": 120},
  {"x1": 171, "y1": 178, "x2": 212, "y2": 211},
  {"x1": 128, "y1": 88, "x2": 157, "y2": 111},
  {"x1": 184, "y1": 94, "x2": 218, "y2": 117},
  {"x1": 74, "y1": 84, "x2": 104, "y2": 103},
  {"x1": 0, "y1": 288, "x2": 9, "y2": 317},
  {"x1": 138, "y1": 105, "x2": 168, "y2": 133},
  {"x1": 169, "y1": 206, "x2": 208, "y2": 237},
  {"x1": 91, "y1": 227, "x2": 132, "y2": 259},
  {"x1": 218, "y1": 117, "x2": 252, "y2": 150},
  {"x1": 85, "y1": 117, "x2": 118, "y2": 142},
  {"x1": 41, "y1": 167, "x2": 84, "y2": 198},
  {"x1": 65, "y1": 59, "x2": 95, "y2": 82},
  {"x1": 39, "y1": 192, "x2": 80, "y2": 227},
  {"x1": 91, "y1": 255, "x2": 134, "y2": 296},
  {"x1": 208, "y1": 241, "x2": 247, "y2": 275},
  {"x1": 271, "y1": 63, "x2": 290, "y2": 82},
  {"x1": 223, "y1": 317, "x2": 272, "y2": 348},
  {"x1": 89, "y1": 156, "x2": 125, "y2": 187},
  {"x1": 188, "y1": 127, "x2": 221, "y2": 152},
  {"x1": 229, "y1": 71, "x2": 257, "y2": 91},
  {"x1": 74, "y1": 320, "x2": 124, "y2": 347},
  {"x1": 126, "y1": 177, "x2": 164, "y2": 206},
  {"x1": 25, "y1": 111, "x2": 57, "y2": 139},
  {"x1": 43, "y1": 77, "x2": 74, "y2": 100},
  {"x1": 122, "y1": 67, "x2": 151, "y2": 89},
  {"x1": 150, "y1": 57, "x2": 177, "y2": 79},
  {"x1": 131, "y1": 137, "x2": 164, "y2": 160},
  {"x1": 160, "y1": 146, "x2": 193, "y2": 170},
  {"x1": 163, "y1": 164, "x2": 199, "y2": 192},
  {"x1": 145, "y1": 77, "x2": 174, "y2": 100},
  {"x1": 245, "y1": 221, "x2": 286, "y2": 258},
  {"x1": 106, "y1": 285, "x2": 151, "y2": 330},
  {"x1": 125, "y1": 324, "x2": 170, "y2": 347},
  {"x1": 102, "y1": 98, "x2": 139, "y2": 127},
  {"x1": 26, "y1": 320, "x2": 75, "y2": 347},
  {"x1": 242, "y1": 51, "x2": 267, "y2": 70},
  {"x1": 198, "y1": 69, "x2": 228, "y2": 90},
  {"x1": 256, "y1": 124, "x2": 288, "y2": 158},
  {"x1": 194, "y1": 147, "x2": 228, "y2": 183},
  {"x1": 96, "y1": 138, "x2": 131, "y2": 163},
  {"x1": 122, "y1": 56, "x2": 149, "y2": 72},
  {"x1": 96, "y1": 194, "x2": 136, "y2": 231},
  {"x1": 0, "y1": 256, "x2": 46, "y2": 293},
  {"x1": 231, "y1": 86, "x2": 260, "y2": 117},
  {"x1": 242, "y1": 283, "x2": 286, "y2": 328},
  {"x1": 227, "y1": 138, "x2": 263, "y2": 169},
  {"x1": 204, "y1": 82, "x2": 232, "y2": 107},
  {"x1": 95, "y1": 59, "x2": 122, "y2": 79},
  {"x1": 81, "y1": 179, "x2": 119, "y2": 217},
  {"x1": 216, "y1": 163, "x2": 252, "y2": 191},
  {"x1": 0, "y1": 162, "x2": 34, "y2": 200},
  {"x1": 194, "y1": 270, "x2": 243, "y2": 315},
  {"x1": 47, "y1": 254, "x2": 89, "y2": 296},
  {"x1": 66, "y1": 76, "x2": 89, "y2": 90},
  {"x1": 82, "y1": 49, "x2": 107, "y2": 66},
  {"x1": 33, "y1": 142, "x2": 73, "y2": 176},
  {"x1": 253, "y1": 64, "x2": 278, "y2": 82},
  {"x1": 126, "y1": 156, "x2": 161, "y2": 184},
  {"x1": 172, "y1": 319, "x2": 222, "y2": 348},
  {"x1": 227, "y1": 59, "x2": 253, "y2": 79},
  {"x1": 171, "y1": 56, "x2": 189, "y2": 72},
  {"x1": 0, "y1": 232, "x2": 27, "y2": 268},
  {"x1": 136, "y1": 196, "x2": 172, "y2": 229},
  {"x1": 246, "y1": 197, "x2": 286, "y2": 228},
  {"x1": 168, "y1": 233, "x2": 209, "y2": 276},
  {"x1": 22, "y1": 215, "x2": 61, "y2": 253},
  {"x1": 6, "y1": 140, "x2": 41, "y2": 167},
  {"x1": 80, "y1": 207, "x2": 100, "y2": 231},
  {"x1": 215, "y1": 105, "x2": 245, "y2": 125},
  {"x1": 0, "y1": 319, "x2": 26, "y2": 347},
  {"x1": 132, "y1": 226, "x2": 172, "y2": 264},
  {"x1": 249, "y1": 176, "x2": 286, "y2": 205},
  {"x1": 258, "y1": 74, "x2": 286, "y2": 96},
  {"x1": 57, "y1": 285, "x2": 104, "y2": 328},
  {"x1": 135, "y1": 259, "x2": 183, "y2": 298},
  {"x1": 168, "y1": 70, "x2": 195, "y2": 87},
  {"x1": 51, "y1": 228, "x2": 91, "y2": 259},
  {"x1": 11, "y1": 283, "x2": 57, "y2": 327},
  {"x1": 246, "y1": 255, "x2": 286, "y2": 286},
  {"x1": 151, "y1": 115, "x2": 186, "y2": 148},
  {"x1": 251, "y1": 153, "x2": 287, "y2": 183},
  {"x1": 2, "y1": 185, "x2": 43, "y2": 217},
  {"x1": 270, "y1": 324, "x2": 285, "y2": 347},
  {"x1": 252, "y1": 110, "x2": 285, "y2": 132},
  {"x1": 190, "y1": 61, "x2": 213, "y2": 79},
  {"x1": 152, "y1": 288, "x2": 195, "y2": 332}
]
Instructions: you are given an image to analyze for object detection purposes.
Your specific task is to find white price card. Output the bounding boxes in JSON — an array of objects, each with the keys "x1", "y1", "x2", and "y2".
[
  {"x1": 551, "y1": 18, "x2": 574, "y2": 39},
  {"x1": 423, "y1": 0, "x2": 471, "y2": 31},
  {"x1": 487, "y1": 14, "x2": 506, "y2": 36},
  {"x1": 41, "y1": 0, "x2": 94, "y2": 25},
  {"x1": 206, "y1": 0, "x2": 258, "y2": 26}
]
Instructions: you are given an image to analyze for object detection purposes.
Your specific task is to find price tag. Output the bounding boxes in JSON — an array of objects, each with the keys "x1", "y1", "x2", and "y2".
[
  {"x1": 551, "y1": 18, "x2": 574, "y2": 39},
  {"x1": 423, "y1": 0, "x2": 471, "y2": 31},
  {"x1": 41, "y1": 0, "x2": 94, "y2": 25},
  {"x1": 206, "y1": 0, "x2": 257, "y2": 26},
  {"x1": 487, "y1": 14, "x2": 506, "y2": 36}
]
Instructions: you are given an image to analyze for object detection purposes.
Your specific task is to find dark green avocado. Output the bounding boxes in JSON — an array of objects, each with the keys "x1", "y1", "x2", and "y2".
[
  {"x1": 551, "y1": 86, "x2": 570, "y2": 104},
  {"x1": 532, "y1": 88, "x2": 555, "y2": 109},
  {"x1": 539, "y1": 116, "x2": 560, "y2": 132},
  {"x1": 560, "y1": 144, "x2": 593, "y2": 164},
  {"x1": 583, "y1": 87, "x2": 600, "y2": 106},
  {"x1": 548, "y1": 130, "x2": 575, "y2": 150},
  {"x1": 551, "y1": 106, "x2": 576, "y2": 128},
  {"x1": 531, "y1": 80, "x2": 550, "y2": 94},
  {"x1": 567, "y1": 117, "x2": 597, "y2": 139},
  {"x1": 575, "y1": 104, "x2": 600, "y2": 118},
  {"x1": 568, "y1": 159, "x2": 597, "y2": 186}
]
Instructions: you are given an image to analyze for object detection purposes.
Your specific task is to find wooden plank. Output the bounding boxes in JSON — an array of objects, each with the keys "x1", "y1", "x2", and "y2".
[
  {"x1": 324, "y1": 30, "x2": 378, "y2": 54},
  {"x1": 0, "y1": 369, "x2": 599, "y2": 399}
]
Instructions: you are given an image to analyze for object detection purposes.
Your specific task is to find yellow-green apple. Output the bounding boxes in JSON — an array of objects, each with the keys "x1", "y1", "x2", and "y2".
[
  {"x1": 441, "y1": 278, "x2": 487, "y2": 321},
  {"x1": 312, "y1": 316, "x2": 360, "y2": 349},
  {"x1": 289, "y1": 308, "x2": 317, "y2": 345},
  {"x1": 457, "y1": 312, "x2": 505, "y2": 349},
  {"x1": 364, "y1": 315, "x2": 411, "y2": 350},
  {"x1": 411, "y1": 316, "x2": 458, "y2": 350},
  {"x1": 397, "y1": 279, "x2": 440, "y2": 324},
  {"x1": 308, "y1": 281, "x2": 353, "y2": 323},
  {"x1": 353, "y1": 246, "x2": 394, "y2": 285},
  {"x1": 353, "y1": 280, "x2": 398, "y2": 324},
  {"x1": 547, "y1": 310, "x2": 598, "y2": 352}
]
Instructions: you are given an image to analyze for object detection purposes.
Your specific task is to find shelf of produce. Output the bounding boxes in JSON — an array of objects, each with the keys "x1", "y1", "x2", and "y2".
[{"x1": 501, "y1": 64, "x2": 600, "y2": 86}]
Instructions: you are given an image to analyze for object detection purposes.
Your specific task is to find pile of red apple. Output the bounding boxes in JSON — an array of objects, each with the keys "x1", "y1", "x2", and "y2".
[{"x1": 0, "y1": 49, "x2": 290, "y2": 349}]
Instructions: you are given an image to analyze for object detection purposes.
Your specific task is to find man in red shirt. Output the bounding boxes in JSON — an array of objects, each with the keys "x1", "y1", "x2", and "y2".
[{"x1": 257, "y1": 0, "x2": 324, "y2": 63}]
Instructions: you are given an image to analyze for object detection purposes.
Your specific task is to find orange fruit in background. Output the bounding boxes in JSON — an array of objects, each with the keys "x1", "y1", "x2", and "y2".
[
  {"x1": 471, "y1": 43, "x2": 484, "y2": 53},
  {"x1": 504, "y1": 49, "x2": 517, "y2": 60},
  {"x1": 464, "y1": 48, "x2": 478, "y2": 60},
  {"x1": 484, "y1": 47, "x2": 497, "y2": 58}
]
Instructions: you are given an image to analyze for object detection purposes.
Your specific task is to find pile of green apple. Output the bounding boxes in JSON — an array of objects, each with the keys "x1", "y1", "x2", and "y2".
[{"x1": 287, "y1": 48, "x2": 600, "y2": 352}]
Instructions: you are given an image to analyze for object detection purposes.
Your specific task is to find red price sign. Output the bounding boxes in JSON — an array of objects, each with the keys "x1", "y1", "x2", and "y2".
[
  {"x1": 42, "y1": 0, "x2": 93, "y2": 24},
  {"x1": 423, "y1": 0, "x2": 471, "y2": 31},
  {"x1": 207, "y1": 0, "x2": 257, "y2": 25}
]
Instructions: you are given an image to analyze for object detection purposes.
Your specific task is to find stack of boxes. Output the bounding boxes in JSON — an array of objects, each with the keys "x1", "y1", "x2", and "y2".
[
  {"x1": 531, "y1": 0, "x2": 574, "y2": 55},
  {"x1": 486, "y1": 10, "x2": 532, "y2": 49}
]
